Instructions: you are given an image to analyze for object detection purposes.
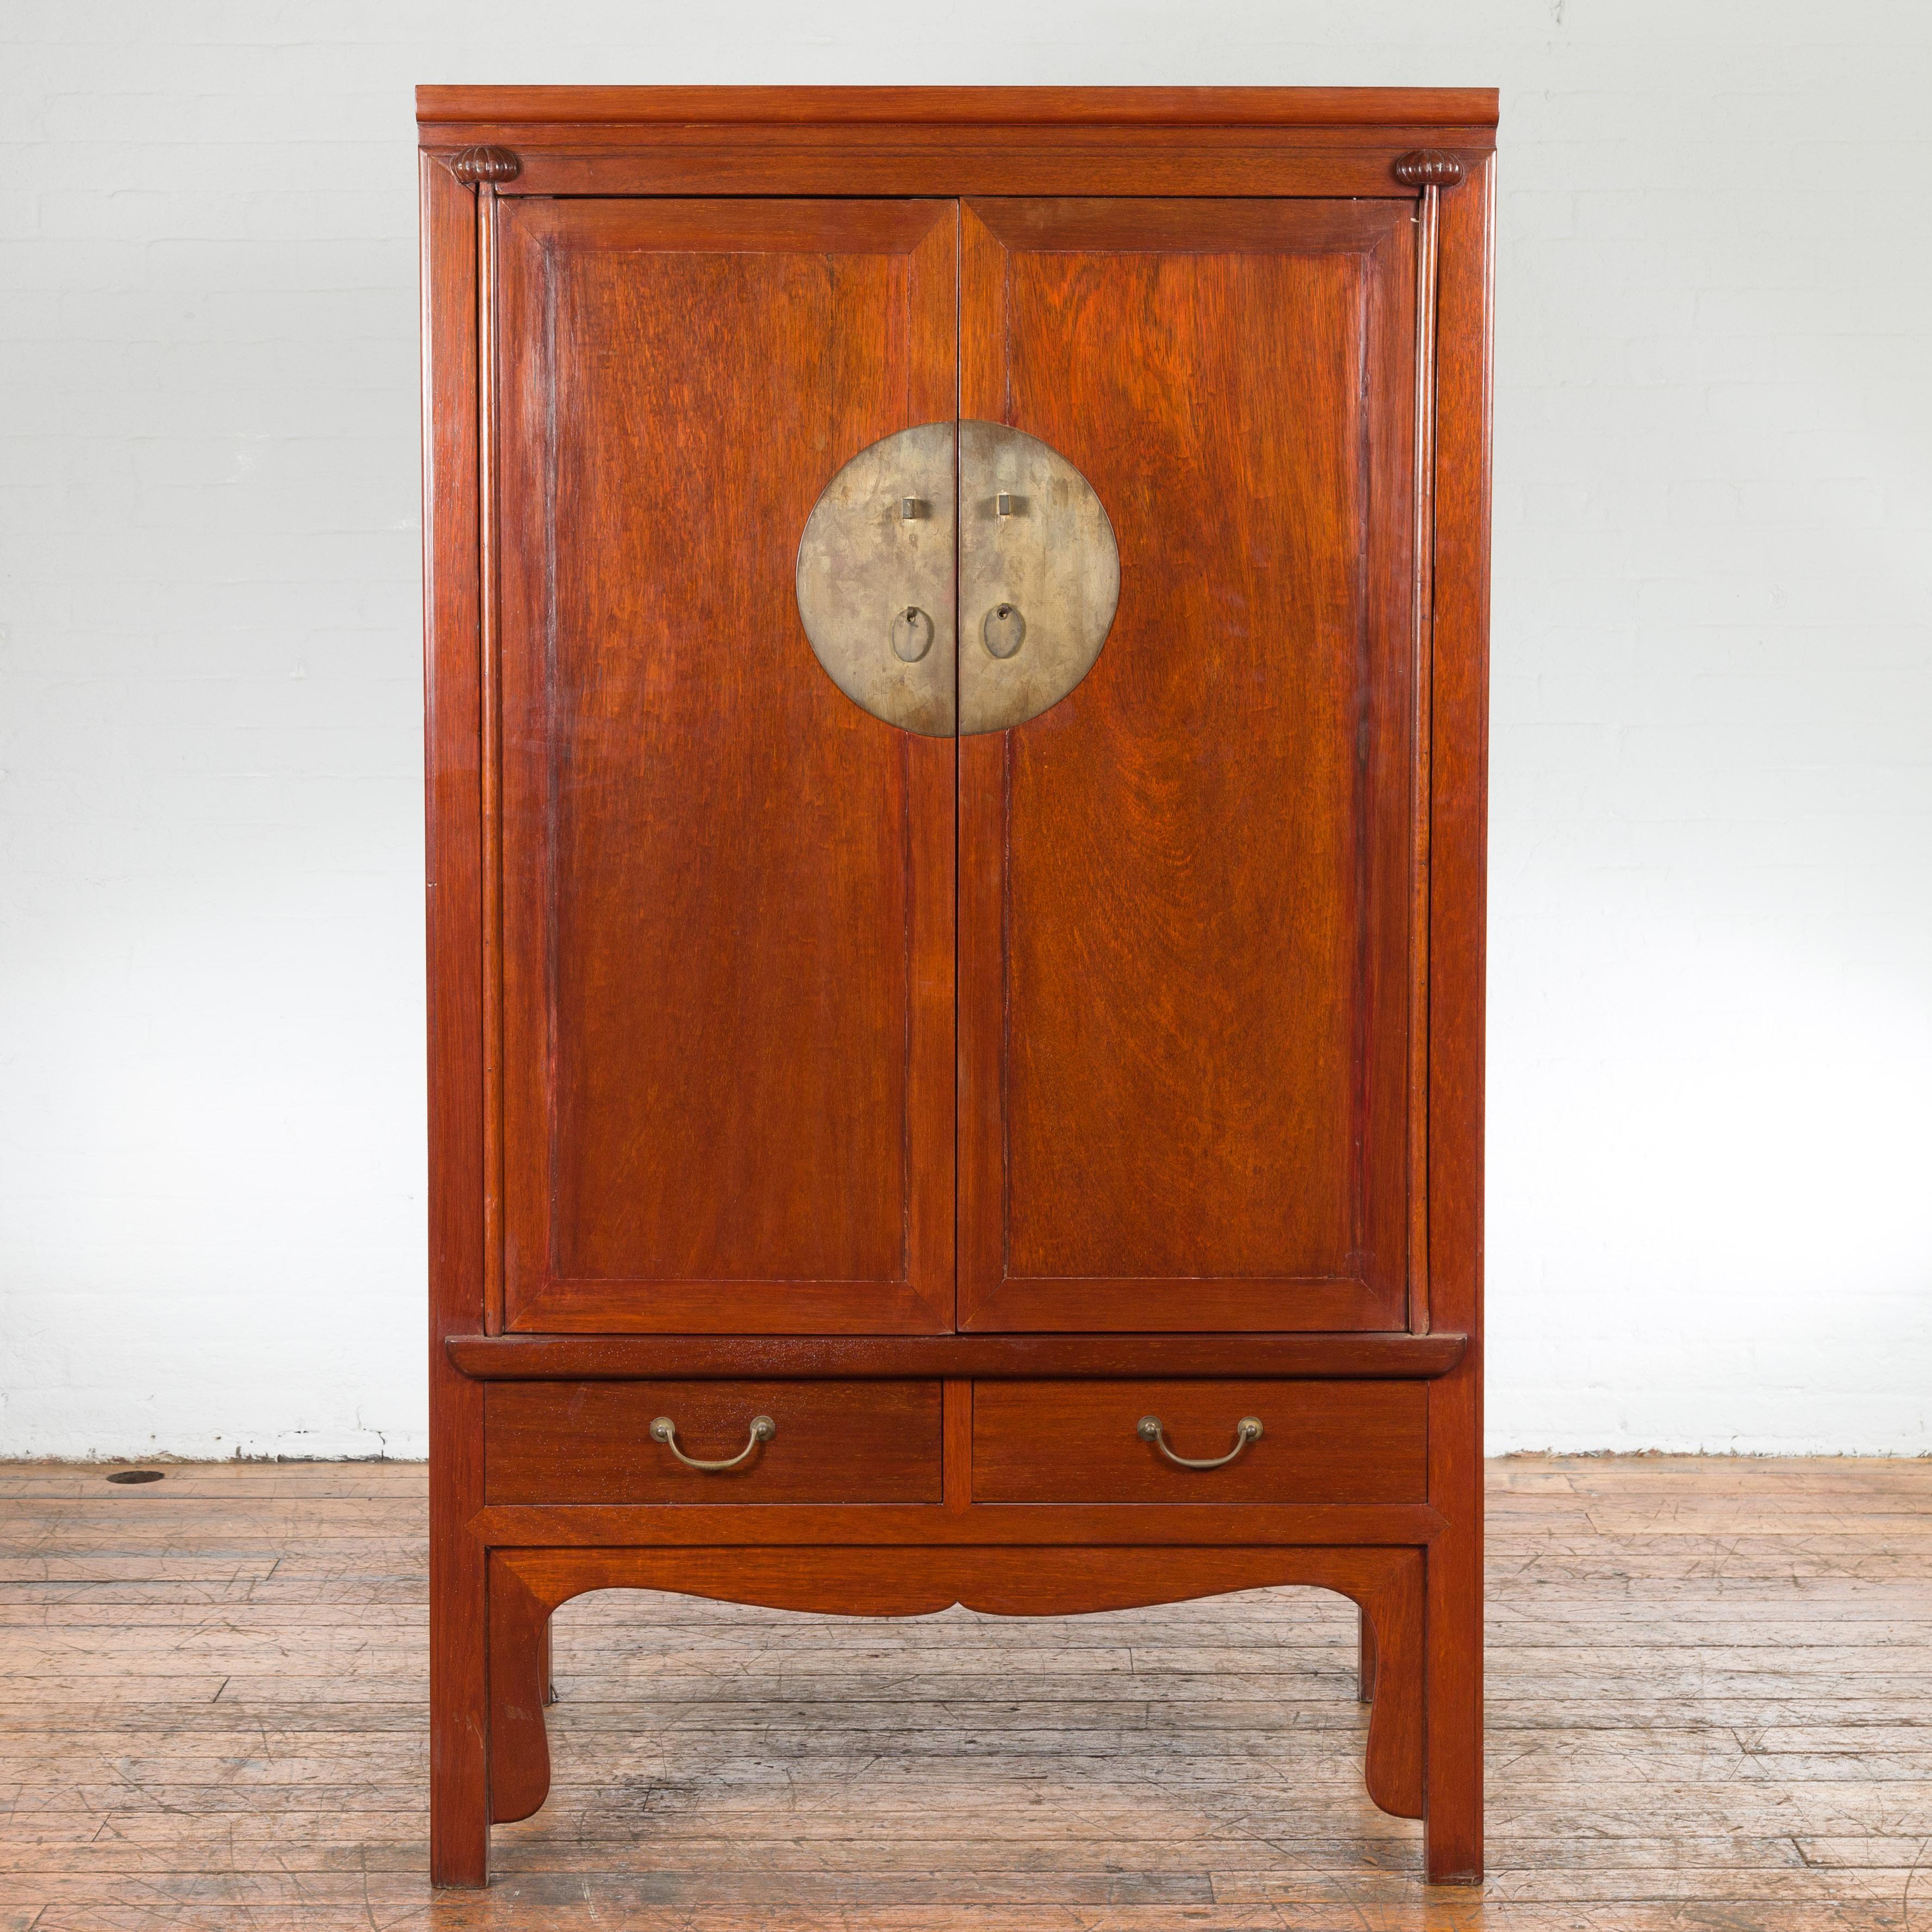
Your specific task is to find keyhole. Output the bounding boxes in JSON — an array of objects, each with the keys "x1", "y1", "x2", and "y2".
[
  {"x1": 890, "y1": 605, "x2": 935, "y2": 664},
  {"x1": 982, "y1": 602, "x2": 1027, "y2": 659}
]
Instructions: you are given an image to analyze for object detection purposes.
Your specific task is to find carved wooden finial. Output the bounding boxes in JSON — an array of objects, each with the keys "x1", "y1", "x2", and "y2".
[
  {"x1": 449, "y1": 146, "x2": 521, "y2": 186},
  {"x1": 1392, "y1": 151, "x2": 1464, "y2": 190}
]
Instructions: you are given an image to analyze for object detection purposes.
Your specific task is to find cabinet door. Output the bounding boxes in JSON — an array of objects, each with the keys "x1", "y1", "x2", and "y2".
[
  {"x1": 958, "y1": 199, "x2": 1421, "y2": 1333},
  {"x1": 495, "y1": 199, "x2": 956, "y2": 1333}
]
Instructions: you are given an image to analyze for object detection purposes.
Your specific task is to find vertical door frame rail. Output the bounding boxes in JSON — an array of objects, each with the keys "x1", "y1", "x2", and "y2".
[{"x1": 422, "y1": 87, "x2": 1495, "y2": 1890}]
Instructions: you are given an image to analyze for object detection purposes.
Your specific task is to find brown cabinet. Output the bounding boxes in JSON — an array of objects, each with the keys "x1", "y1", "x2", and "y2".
[{"x1": 422, "y1": 86, "x2": 1495, "y2": 1889}]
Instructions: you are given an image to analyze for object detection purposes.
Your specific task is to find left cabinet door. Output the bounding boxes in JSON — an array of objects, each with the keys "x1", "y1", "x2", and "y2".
[{"x1": 493, "y1": 199, "x2": 958, "y2": 1334}]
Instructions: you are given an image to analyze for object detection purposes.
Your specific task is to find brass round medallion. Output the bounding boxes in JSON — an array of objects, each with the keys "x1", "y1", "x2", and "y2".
[
  {"x1": 795, "y1": 421, "x2": 1119, "y2": 735},
  {"x1": 793, "y1": 422, "x2": 958, "y2": 737}
]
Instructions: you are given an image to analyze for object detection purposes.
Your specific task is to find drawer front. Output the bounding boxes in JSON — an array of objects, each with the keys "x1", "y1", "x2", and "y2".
[
  {"x1": 484, "y1": 1380, "x2": 942, "y2": 1505},
  {"x1": 972, "y1": 1379, "x2": 1426, "y2": 1504}
]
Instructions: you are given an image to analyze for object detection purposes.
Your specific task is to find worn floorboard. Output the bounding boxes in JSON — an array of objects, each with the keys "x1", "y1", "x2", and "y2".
[{"x1": 0, "y1": 1456, "x2": 1927, "y2": 1928}]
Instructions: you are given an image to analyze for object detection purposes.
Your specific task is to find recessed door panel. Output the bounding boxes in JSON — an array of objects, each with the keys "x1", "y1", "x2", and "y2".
[
  {"x1": 495, "y1": 199, "x2": 957, "y2": 1333},
  {"x1": 958, "y1": 199, "x2": 1420, "y2": 1332}
]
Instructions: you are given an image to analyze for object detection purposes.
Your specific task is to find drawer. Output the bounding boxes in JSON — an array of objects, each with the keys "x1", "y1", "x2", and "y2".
[
  {"x1": 484, "y1": 1380, "x2": 942, "y2": 1505},
  {"x1": 971, "y1": 1380, "x2": 1426, "y2": 1504}
]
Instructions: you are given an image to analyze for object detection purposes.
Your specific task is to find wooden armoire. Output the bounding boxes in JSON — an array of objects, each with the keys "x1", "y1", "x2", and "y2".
[{"x1": 419, "y1": 85, "x2": 1495, "y2": 1888}]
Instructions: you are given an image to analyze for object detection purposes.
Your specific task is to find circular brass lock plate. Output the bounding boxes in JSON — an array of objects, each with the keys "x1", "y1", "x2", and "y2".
[
  {"x1": 793, "y1": 422, "x2": 957, "y2": 737},
  {"x1": 957, "y1": 421, "x2": 1119, "y2": 734},
  {"x1": 795, "y1": 421, "x2": 1119, "y2": 735}
]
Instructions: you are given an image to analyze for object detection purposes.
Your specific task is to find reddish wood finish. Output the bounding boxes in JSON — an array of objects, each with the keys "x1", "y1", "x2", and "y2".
[
  {"x1": 959, "y1": 199, "x2": 1416, "y2": 1334},
  {"x1": 447, "y1": 1329, "x2": 1467, "y2": 1381},
  {"x1": 483, "y1": 1380, "x2": 943, "y2": 1504},
  {"x1": 971, "y1": 1380, "x2": 1426, "y2": 1505},
  {"x1": 1417, "y1": 149, "x2": 1495, "y2": 1887},
  {"x1": 486, "y1": 1552, "x2": 551, "y2": 1824},
  {"x1": 421, "y1": 85, "x2": 1493, "y2": 1892},
  {"x1": 469, "y1": 1500, "x2": 1446, "y2": 1548},
  {"x1": 420, "y1": 84, "x2": 1497, "y2": 128},
  {"x1": 492, "y1": 198, "x2": 956, "y2": 1335},
  {"x1": 485, "y1": 1543, "x2": 1426, "y2": 1833},
  {"x1": 420, "y1": 150, "x2": 490, "y2": 1890},
  {"x1": 448, "y1": 145, "x2": 519, "y2": 184},
  {"x1": 1393, "y1": 150, "x2": 1467, "y2": 188},
  {"x1": 451, "y1": 145, "x2": 1478, "y2": 204},
  {"x1": 417, "y1": 88, "x2": 1497, "y2": 203}
]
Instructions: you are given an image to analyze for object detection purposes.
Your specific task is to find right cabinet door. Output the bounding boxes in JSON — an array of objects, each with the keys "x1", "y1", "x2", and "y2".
[{"x1": 958, "y1": 198, "x2": 1423, "y2": 1333}]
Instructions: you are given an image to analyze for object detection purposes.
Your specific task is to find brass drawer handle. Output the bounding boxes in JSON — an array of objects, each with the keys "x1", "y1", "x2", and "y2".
[
  {"x1": 1137, "y1": 1414, "x2": 1263, "y2": 1471},
  {"x1": 648, "y1": 1414, "x2": 775, "y2": 1472}
]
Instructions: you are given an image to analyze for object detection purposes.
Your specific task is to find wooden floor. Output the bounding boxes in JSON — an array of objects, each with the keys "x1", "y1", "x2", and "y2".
[{"x1": 0, "y1": 1459, "x2": 1926, "y2": 1929}]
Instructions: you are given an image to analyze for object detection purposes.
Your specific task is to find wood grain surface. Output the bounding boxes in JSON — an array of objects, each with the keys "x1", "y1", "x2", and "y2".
[
  {"x1": 446, "y1": 1330, "x2": 1469, "y2": 1381},
  {"x1": 483, "y1": 1381, "x2": 943, "y2": 1506},
  {"x1": 493, "y1": 198, "x2": 957, "y2": 1337},
  {"x1": 485, "y1": 1545, "x2": 1425, "y2": 1837},
  {"x1": 970, "y1": 1379, "x2": 1427, "y2": 1505},
  {"x1": 419, "y1": 81, "x2": 1500, "y2": 1900},
  {"x1": 956, "y1": 198, "x2": 1416, "y2": 1336},
  {"x1": 412, "y1": 89, "x2": 1502, "y2": 205},
  {"x1": 420, "y1": 148, "x2": 491, "y2": 1886},
  {"x1": 1, "y1": 1455, "x2": 1927, "y2": 1929},
  {"x1": 417, "y1": 85, "x2": 1503, "y2": 129},
  {"x1": 1416, "y1": 152, "x2": 1495, "y2": 1884}
]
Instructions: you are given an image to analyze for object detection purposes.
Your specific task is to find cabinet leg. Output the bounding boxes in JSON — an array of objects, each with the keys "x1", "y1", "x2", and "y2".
[
  {"x1": 433, "y1": 1554, "x2": 558, "y2": 1877},
  {"x1": 1357, "y1": 1603, "x2": 1378, "y2": 1704},
  {"x1": 429, "y1": 1536, "x2": 490, "y2": 1887},
  {"x1": 489, "y1": 1555, "x2": 557, "y2": 1825},
  {"x1": 1356, "y1": 1555, "x2": 1424, "y2": 1821},
  {"x1": 1423, "y1": 1534, "x2": 1484, "y2": 1884}
]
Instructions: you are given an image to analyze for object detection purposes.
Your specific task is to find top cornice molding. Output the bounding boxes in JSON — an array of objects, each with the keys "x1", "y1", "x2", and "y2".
[{"x1": 415, "y1": 84, "x2": 1500, "y2": 135}]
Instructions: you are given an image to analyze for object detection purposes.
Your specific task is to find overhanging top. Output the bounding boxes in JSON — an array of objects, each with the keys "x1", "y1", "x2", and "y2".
[{"x1": 415, "y1": 84, "x2": 1499, "y2": 135}]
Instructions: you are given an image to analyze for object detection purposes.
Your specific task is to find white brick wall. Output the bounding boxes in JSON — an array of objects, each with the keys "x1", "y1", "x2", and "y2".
[{"x1": 2, "y1": 3, "x2": 1927, "y2": 1458}]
